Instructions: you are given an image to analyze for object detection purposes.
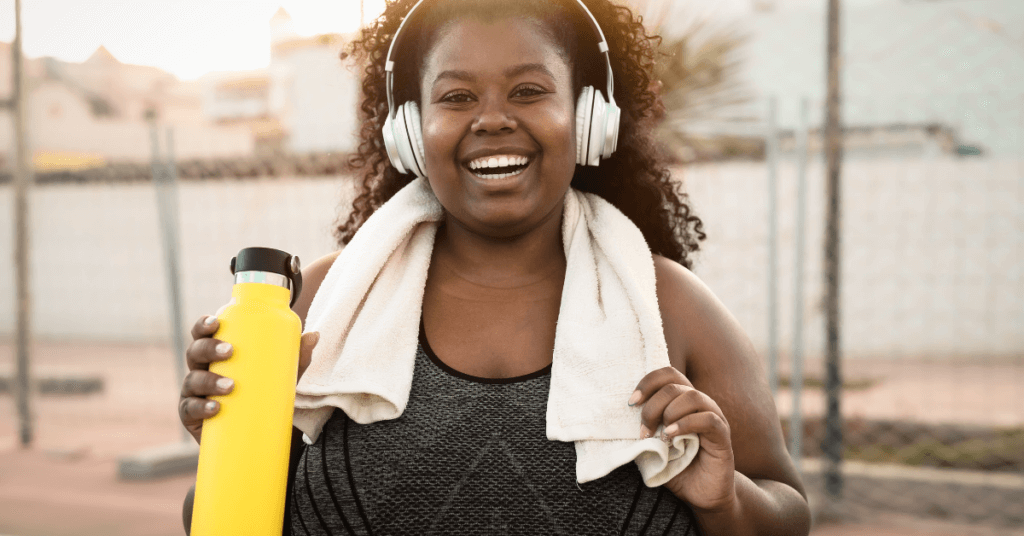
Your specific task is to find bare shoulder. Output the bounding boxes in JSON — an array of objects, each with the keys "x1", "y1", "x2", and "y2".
[
  {"x1": 652, "y1": 254, "x2": 803, "y2": 490},
  {"x1": 652, "y1": 253, "x2": 763, "y2": 389},
  {"x1": 293, "y1": 249, "x2": 343, "y2": 328},
  {"x1": 651, "y1": 254, "x2": 742, "y2": 375}
]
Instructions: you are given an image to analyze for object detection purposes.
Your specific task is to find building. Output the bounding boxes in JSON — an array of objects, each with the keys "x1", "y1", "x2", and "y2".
[
  {"x1": 0, "y1": 42, "x2": 253, "y2": 171},
  {"x1": 200, "y1": 7, "x2": 360, "y2": 157}
]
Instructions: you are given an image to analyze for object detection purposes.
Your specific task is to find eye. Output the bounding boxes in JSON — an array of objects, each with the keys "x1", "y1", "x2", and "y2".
[
  {"x1": 511, "y1": 84, "x2": 546, "y2": 99},
  {"x1": 440, "y1": 90, "x2": 474, "y2": 103}
]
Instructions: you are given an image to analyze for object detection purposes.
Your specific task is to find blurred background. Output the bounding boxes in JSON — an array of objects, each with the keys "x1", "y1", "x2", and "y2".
[{"x1": 0, "y1": 0, "x2": 1021, "y2": 535}]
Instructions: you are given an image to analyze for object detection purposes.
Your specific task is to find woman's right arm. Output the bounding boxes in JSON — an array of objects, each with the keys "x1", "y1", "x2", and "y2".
[{"x1": 182, "y1": 250, "x2": 340, "y2": 535}]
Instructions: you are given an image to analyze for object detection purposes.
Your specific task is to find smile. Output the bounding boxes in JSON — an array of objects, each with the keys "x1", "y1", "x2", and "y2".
[{"x1": 466, "y1": 154, "x2": 531, "y2": 180}]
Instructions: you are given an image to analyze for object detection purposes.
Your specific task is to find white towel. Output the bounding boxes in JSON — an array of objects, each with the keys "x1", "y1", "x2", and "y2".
[{"x1": 294, "y1": 177, "x2": 699, "y2": 486}]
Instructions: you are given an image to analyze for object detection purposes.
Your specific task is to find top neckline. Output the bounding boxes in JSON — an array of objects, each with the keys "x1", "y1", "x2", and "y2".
[{"x1": 418, "y1": 318, "x2": 552, "y2": 385}]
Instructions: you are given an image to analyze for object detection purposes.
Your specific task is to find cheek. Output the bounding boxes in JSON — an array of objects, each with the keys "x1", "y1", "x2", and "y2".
[
  {"x1": 541, "y1": 106, "x2": 578, "y2": 173},
  {"x1": 420, "y1": 114, "x2": 462, "y2": 171}
]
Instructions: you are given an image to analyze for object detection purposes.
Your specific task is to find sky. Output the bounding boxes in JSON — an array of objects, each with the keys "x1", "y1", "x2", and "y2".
[
  {"x1": 0, "y1": 0, "x2": 894, "y2": 82},
  {"x1": 0, "y1": 0, "x2": 387, "y2": 80}
]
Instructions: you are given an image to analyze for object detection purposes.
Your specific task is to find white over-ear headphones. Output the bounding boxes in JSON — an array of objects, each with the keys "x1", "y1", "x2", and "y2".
[{"x1": 381, "y1": 0, "x2": 621, "y2": 178}]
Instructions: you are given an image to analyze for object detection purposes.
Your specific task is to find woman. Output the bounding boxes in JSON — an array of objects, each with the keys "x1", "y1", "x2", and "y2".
[{"x1": 180, "y1": 0, "x2": 810, "y2": 534}]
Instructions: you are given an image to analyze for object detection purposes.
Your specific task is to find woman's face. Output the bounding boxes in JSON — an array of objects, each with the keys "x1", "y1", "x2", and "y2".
[{"x1": 418, "y1": 16, "x2": 577, "y2": 239}]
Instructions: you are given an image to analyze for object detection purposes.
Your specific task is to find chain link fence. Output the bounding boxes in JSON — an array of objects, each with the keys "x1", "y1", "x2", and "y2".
[
  {"x1": 0, "y1": 144, "x2": 359, "y2": 459},
  {"x1": 682, "y1": 91, "x2": 1024, "y2": 529}
]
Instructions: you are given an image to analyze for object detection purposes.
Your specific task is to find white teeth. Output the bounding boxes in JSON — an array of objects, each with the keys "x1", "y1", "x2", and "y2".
[
  {"x1": 467, "y1": 154, "x2": 530, "y2": 170},
  {"x1": 472, "y1": 167, "x2": 527, "y2": 180}
]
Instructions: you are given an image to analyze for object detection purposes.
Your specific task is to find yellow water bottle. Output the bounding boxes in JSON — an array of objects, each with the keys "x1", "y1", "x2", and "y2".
[{"x1": 191, "y1": 247, "x2": 303, "y2": 536}]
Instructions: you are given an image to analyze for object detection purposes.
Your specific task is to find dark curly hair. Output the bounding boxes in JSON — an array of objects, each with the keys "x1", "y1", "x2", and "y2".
[{"x1": 335, "y1": 0, "x2": 706, "y2": 268}]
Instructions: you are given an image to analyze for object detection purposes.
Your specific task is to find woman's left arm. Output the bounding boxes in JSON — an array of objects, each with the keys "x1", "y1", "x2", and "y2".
[{"x1": 633, "y1": 256, "x2": 811, "y2": 536}]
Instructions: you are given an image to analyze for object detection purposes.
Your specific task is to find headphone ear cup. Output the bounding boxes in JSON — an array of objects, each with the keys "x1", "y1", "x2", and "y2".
[
  {"x1": 382, "y1": 113, "x2": 408, "y2": 174},
  {"x1": 405, "y1": 101, "x2": 427, "y2": 177},
  {"x1": 587, "y1": 90, "x2": 608, "y2": 166},
  {"x1": 575, "y1": 86, "x2": 594, "y2": 166},
  {"x1": 392, "y1": 103, "x2": 420, "y2": 177},
  {"x1": 605, "y1": 102, "x2": 621, "y2": 157}
]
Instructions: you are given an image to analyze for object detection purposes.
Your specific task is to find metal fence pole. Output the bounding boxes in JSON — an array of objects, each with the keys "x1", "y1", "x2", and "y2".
[
  {"x1": 790, "y1": 97, "x2": 810, "y2": 465},
  {"x1": 766, "y1": 95, "x2": 780, "y2": 398},
  {"x1": 11, "y1": 0, "x2": 34, "y2": 448},
  {"x1": 150, "y1": 121, "x2": 189, "y2": 443},
  {"x1": 823, "y1": 0, "x2": 845, "y2": 504}
]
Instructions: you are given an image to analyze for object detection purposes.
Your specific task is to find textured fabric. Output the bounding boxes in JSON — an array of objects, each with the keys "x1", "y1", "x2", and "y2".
[
  {"x1": 285, "y1": 329, "x2": 699, "y2": 536},
  {"x1": 294, "y1": 177, "x2": 699, "y2": 486}
]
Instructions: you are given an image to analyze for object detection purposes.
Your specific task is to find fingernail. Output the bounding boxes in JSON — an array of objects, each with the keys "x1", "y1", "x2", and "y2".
[
  {"x1": 216, "y1": 342, "x2": 232, "y2": 356},
  {"x1": 206, "y1": 400, "x2": 217, "y2": 411},
  {"x1": 627, "y1": 390, "x2": 641, "y2": 406},
  {"x1": 664, "y1": 424, "x2": 679, "y2": 436},
  {"x1": 639, "y1": 425, "x2": 651, "y2": 439},
  {"x1": 216, "y1": 378, "x2": 234, "y2": 390},
  {"x1": 204, "y1": 316, "x2": 216, "y2": 326},
  {"x1": 310, "y1": 332, "x2": 320, "y2": 345}
]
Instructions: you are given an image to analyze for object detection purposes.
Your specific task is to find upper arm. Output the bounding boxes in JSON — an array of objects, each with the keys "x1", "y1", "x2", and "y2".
[
  {"x1": 653, "y1": 255, "x2": 805, "y2": 497},
  {"x1": 292, "y1": 249, "x2": 342, "y2": 330}
]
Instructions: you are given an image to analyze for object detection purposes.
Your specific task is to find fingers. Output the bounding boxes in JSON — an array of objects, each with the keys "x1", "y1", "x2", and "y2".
[
  {"x1": 178, "y1": 393, "x2": 223, "y2": 427},
  {"x1": 185, "y1": 334, "x2": 233, "y2": 372},
  {"x1": 180, "y1": 368, "x2": 235, "y2": 399},
  {"x1": 662, "y1": 411, "x2": 732, "y2": 455},
  {"x1": 178, "y1": 367, "x2": 235, "y2": 443},
  {"x1": 639, "y1": 382, "x2": 691, "y2": 437},
  {"x1": 630, "y1": 366, "x2": 693, "y2": 406},
  {"x1": 633, "y1": 366, "x2": 727, "y2": 440},
  {"x1": 191, "y1": 314, "x2": 218, "y2": 341}
]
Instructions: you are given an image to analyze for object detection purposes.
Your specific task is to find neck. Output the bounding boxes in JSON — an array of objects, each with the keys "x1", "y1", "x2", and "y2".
[{"x1": 433, "y1": 199, "x2": 567, "y2": 292}]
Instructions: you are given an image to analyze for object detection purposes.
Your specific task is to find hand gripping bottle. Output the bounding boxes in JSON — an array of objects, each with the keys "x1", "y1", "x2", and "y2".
[{"x1": 191, "y1": 247, "x2": 303, "y2": 536}]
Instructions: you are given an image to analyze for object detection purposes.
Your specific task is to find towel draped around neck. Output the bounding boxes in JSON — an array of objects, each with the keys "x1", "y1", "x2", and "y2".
[{"x1": 293, "y1": 177, "x2": 698, "y2": 486}]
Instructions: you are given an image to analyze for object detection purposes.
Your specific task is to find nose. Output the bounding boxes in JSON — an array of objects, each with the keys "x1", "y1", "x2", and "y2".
[{"x1": 471, "y1": 96, "x2": 517, "y2": 135}]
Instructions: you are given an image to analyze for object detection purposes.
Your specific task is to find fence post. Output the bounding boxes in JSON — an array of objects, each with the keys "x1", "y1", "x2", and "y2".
[
  {"x1": 766, "y1": 95, "x2": 779, "y2": 398},
  {"x1": 823, "y1": 0, "x2": 845, "y2": 506},
  {"x1": 150, "y1": 120, "x2": 189, "y2": 443},
  {"x1": 11, "y1": 0, "x2": 34, "y2": 448},
  {"x1": 790, "y1": 97, "x2": 810, "y2": 465}
]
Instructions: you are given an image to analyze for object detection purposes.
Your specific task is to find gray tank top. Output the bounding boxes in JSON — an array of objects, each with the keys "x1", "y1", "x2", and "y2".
[{"x1": 286, "y1": 321, "x2": 698, "y2": 535}]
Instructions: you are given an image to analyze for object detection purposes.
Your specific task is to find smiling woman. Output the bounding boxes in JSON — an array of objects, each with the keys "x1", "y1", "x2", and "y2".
[
  {"x1": 179, "y1": 1, "x2": 810, "y2": 535},
  {"x1": 340, "y1": 0, "x2": 705, "y2": 265}
]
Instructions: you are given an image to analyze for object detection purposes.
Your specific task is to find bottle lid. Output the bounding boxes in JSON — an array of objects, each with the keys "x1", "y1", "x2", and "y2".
[{"x1": 230, "y1": 247, "x2": 303, "y2": 308}]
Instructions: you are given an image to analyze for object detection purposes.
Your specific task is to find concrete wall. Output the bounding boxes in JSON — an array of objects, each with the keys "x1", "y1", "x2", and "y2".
[
  {"x1": 0, "y1": 176, "x2": 357, "y2": 344},
  {"x1": 0, "y1": 156, "x2": 1020, "y2": 360},
  {"x1": 682, "y1": 156, "x2": 1023, "y2": 361}
]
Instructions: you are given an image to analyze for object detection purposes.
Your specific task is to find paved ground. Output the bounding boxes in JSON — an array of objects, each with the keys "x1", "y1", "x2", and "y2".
[{"x1": 1, "y1": 339, "x2": 1021, "y2": 536}]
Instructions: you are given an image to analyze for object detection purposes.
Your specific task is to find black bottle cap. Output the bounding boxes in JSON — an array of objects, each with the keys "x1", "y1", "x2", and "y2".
[{"x1": 229, "y1": 247, "x2": 304, "y2": 309}]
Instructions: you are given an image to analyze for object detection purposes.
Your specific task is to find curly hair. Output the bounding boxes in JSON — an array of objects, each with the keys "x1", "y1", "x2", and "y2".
[{"x1": 335, "y1": 0, "x2": 706, "y2": 268}]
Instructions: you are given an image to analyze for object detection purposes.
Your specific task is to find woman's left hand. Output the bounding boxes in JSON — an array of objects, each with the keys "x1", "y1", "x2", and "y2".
[{"x1": 630, "y1": 366, "x2": 737, "y2": 512}]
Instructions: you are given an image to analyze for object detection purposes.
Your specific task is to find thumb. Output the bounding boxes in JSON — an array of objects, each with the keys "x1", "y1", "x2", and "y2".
[{"x1": 297, "y1": 331, "x2": 319, "y2": 383}]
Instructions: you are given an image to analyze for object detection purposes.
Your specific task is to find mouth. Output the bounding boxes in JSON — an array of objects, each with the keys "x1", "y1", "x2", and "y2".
[{"x1": 464, "y1": 154, "x2": 532, "y2": 180}]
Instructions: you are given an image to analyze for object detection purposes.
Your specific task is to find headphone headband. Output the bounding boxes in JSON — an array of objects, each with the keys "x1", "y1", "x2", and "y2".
[{"x1": 383, "y1": 0, "x2": 617, "y2": 123}]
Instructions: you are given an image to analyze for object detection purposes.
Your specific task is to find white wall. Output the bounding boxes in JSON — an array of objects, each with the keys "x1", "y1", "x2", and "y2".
[
  {"x1": 0, "y1": 176, "x2": 357, "y2": 344},
  {"x1": 683, "y1": 156, "x2": 1023, "y2": 361},
  {"x1": 0, "y1": 157, "x2": 1020, "y2": 361}
]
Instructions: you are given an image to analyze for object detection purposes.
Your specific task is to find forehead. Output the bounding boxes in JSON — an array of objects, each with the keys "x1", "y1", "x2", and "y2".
[{"x1": 422, "y1": 16, "x2": 569, "y2": 82}]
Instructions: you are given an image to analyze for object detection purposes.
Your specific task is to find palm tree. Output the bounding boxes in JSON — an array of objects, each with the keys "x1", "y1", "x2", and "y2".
[{"x1": 625, "y1": 0, "x2": 757, "y2": 162}]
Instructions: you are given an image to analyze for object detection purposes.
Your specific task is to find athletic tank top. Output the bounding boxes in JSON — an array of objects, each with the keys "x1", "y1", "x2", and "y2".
[{"x1": 283, "y1": 322, "x2": 700, "y2": 535}]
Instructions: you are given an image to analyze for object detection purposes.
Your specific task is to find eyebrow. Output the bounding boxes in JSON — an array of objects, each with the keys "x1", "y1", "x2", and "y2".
[{"x1": 432, "y1": 63, "x2": 556, "y2": 87}]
